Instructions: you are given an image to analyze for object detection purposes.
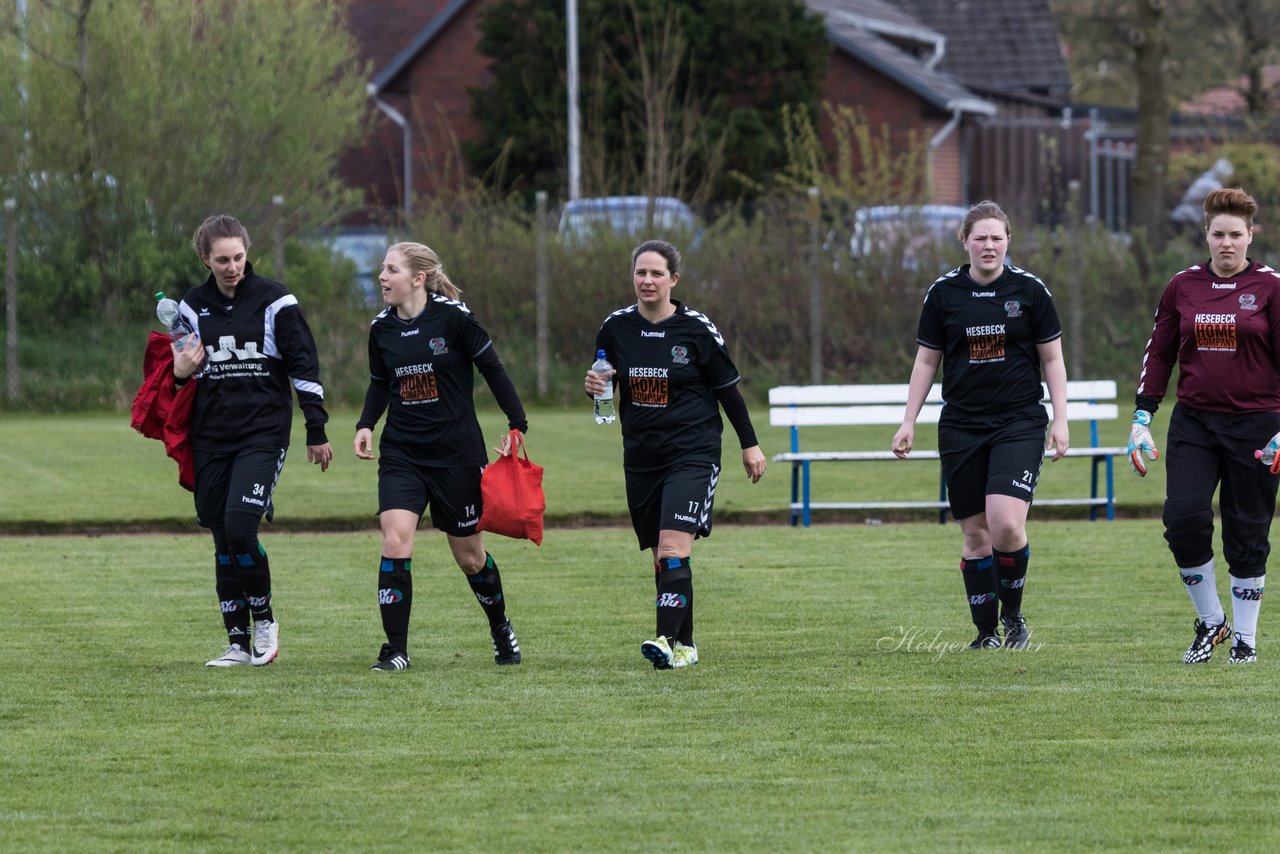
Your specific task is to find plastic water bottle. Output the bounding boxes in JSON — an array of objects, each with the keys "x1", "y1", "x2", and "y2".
[
  {"x1": 154, "y1": 291, "x2": 192, "y2": 348},
  {"x1": 591, "y1": 350, "x2": 616, "y2": 424}
]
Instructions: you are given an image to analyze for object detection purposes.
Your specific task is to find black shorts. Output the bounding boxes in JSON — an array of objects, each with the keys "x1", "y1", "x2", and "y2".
[
  {"x1": 625, "y1": 461, "x2": 720, "y2": 551},
  {"x1": 378, "y1": 454, "x2": 483, "y2": 536},
  {"x1": 939, "y1": 415, "x2": 1046, "y2": 520},
  {"x1": 194, "y1": 445, "x2": 287, "y2": 528}
]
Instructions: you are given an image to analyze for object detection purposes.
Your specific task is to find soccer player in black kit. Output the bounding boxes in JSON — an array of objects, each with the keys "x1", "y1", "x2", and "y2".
[
  {"x1": 892, "y1": 201, "x2": 1069, "y2": 650},
  {"x1": 354, "y1": 242, "x2": 528, "y2": 672},
  {"x1": 172, "y1": 215, "x2": 334, "y2": 667},
  {"x1": 1129, "y1": 187, "x2": 1280, "y2": 665},
  {"x1": 585, "y1": 239, "x2": 767, "y2": 670}
]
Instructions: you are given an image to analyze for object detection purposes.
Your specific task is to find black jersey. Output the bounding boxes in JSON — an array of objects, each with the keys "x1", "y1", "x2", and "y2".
[
  {"x1": 178, "y1": 262, "x2": 329, "y2": 451},
  {"x1": 359, "y1": 294, "x2": 521, "y2": 467},
  {"x1": 595, "y1": 301, "x2": 741, "y2": 471},
  {"x1": 917, "y1": 263, "x2": 1062, "y2": 426}
]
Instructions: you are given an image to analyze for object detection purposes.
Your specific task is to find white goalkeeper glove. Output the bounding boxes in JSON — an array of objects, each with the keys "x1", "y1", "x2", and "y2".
[
  {"x1": 1128, "y1": 410, "x2": 1159, "y2": 477},
  {"x1": 1257, "y1": 431, "x2": 1280, "y2": 474}
]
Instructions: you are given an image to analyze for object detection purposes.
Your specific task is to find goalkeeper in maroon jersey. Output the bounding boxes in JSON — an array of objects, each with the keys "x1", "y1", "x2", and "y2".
[{"x1": 1131, "y1": 187, "x2": 1280, "y2": 664}]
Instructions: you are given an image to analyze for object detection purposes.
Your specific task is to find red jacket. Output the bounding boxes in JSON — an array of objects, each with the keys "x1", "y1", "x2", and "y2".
[{"x1": 131, "y1": 332, "x2": 198, "y2": 491}]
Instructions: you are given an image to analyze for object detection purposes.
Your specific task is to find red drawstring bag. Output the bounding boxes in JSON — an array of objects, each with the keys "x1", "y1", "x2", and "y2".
[{"x1": 477, "y1": 430, "x2": 545, "y2": 545}]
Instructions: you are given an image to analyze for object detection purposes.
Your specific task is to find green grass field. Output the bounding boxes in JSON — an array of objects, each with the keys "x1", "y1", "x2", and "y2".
[
  {"x1": 5, "y1": 409, "x2": 1265, "y2": 851},
  {"x1": 0, "y1": 406, "x2": 1163, "y2": 532},
  {"x1": 3, "y1": 523, "x2": 1279, "y2": 851}
]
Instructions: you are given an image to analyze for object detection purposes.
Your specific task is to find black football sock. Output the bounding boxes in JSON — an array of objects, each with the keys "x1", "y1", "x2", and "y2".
[
  {"x1": 235, "y1": 542, "x2": 274, "y2": 624},
  {"x1": 960, "y1": 555, "x2": 999, "y2": 632},
  {"x1": 379, "y1": 557, "x2": 413, "y2": 654},
  {"x1": 994, "y1": 543, "x2": 1029, "y2": 617},
  {"x1": 677, "y1": 563, "x2": 695, "y2": 647},
  {"x1": 226, "y1": 513, "x2": 273, "y2": 623},
  {"x1": 467, "y1": 553, "x2": 508, "y2": 627},
  {"x1": 655, "y1": 557, "x2": 693, "y2": 641},
  {"x1": 214, "y1": 553, "x2": 251, "y2": 649}
]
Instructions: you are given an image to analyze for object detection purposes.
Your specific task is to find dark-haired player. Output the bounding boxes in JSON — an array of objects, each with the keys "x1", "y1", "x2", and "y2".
[
  {"x1": 354, "y1": 242, "x2": 528, "y2": 671},
  {"x1": 585, "y1": 239, "x2": 766, "y2": 670},
  {"x1": 892, "y1": 200, "x2": 1069, "y2": 651},
  {"x1": 1129, "y1": 186, "x2": 1280, "y2": 664}
]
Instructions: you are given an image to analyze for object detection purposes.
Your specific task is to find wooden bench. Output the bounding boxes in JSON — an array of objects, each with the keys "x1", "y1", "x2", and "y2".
[{"x1": 769, "y1": 380, "x2": 1128, "y2": 527}]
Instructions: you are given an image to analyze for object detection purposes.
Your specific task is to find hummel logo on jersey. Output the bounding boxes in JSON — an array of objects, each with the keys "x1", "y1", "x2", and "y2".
[
  {"x1": 656, "y1": 592, "x2": 688, "y2": 608},
  {"x1": 972, "y1": 290, "x2": 995, "y2": 297},
  {"x1": 1212, "y1": 282, "x2": 1237, "y2": 289},
  {"x1": 400, "y1": 328, "x2": 420, "y2": 337},
  {"x1": 641, "y1": 330, "x2": 666, "y2": 338},
  {"x1": 673, "y1": 513, "x2": 697, "y2": 524}
]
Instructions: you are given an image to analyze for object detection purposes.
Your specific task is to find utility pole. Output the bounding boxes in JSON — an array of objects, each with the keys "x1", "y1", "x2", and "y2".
[
  {"x1": 272, "y1": 195, "x2": 285, "y2": 280},
  {"x1": 807, "y1": 187, "x2": 822, "y2": 384},
  {"x1": 535, "y1": 191, "x2": 549, "y2": 396},
  {"x1": 566, "y1": 0, "x2": 581, "y2": 200},
  {"x1": 5, "y1": 198, "x2": 17, "y2": 404}
]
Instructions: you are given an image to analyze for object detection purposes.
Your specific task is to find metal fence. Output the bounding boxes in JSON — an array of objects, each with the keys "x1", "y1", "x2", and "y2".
[{"x1": 965, "y1": 108, "x2": 1134, "y2": 231}]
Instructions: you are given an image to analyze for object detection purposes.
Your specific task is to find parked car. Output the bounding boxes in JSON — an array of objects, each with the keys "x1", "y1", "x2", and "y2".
[
  {"x1": 558, "y1": 196, "x2": 700, "y2": 247},
  {"x1": 317, "y1": 227, "x2": 389, "y2": 306},
  {"x1": 849, "y1": 204, "x2": 969, "y2": 272}
]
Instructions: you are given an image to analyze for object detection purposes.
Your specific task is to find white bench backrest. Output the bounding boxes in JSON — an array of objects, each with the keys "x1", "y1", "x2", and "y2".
[
  {"x1": 770, "y1": 401, "x2": 1118, "y2": 427},
  {"x1": 768, "y1": 380, "x2": 1116, "y2": 407},
  {"x1": 768, "y1": 380, "x2": 1118, "y2": 428}
]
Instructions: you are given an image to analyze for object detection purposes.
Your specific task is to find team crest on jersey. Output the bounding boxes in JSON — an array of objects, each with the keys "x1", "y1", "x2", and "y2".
[
  {"x1": 429, "y1": 337, "x2": 449, "y2": 355},
  {"x1": 671, "y1": 345, "x2": 689, "y2": 365},
  {"x1": 1240, "y1": 294, "x2": 1258, "y2": 311},
  {"x1": 1004, "y1": 300, "x2": 1022, "y2": 318}
]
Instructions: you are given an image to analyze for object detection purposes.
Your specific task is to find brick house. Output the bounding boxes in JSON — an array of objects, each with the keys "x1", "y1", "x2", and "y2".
[{"x1": 341, "y1": 0, "x2": 1070, "y2": 218}]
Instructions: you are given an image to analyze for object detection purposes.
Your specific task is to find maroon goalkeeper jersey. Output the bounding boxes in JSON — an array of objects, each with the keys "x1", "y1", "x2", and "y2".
[{"x1": 1136, "y1": 259, "x2": 1280, "y2": 415}]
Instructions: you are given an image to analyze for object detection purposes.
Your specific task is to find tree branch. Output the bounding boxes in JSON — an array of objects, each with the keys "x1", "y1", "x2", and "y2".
[{"x1": 4, "y1": 23, "x2": 79, "y2": 74}]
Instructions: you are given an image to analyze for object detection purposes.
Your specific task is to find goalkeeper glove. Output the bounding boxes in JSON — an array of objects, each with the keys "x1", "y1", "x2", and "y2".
[
  {"x1": 1128, "y1": 409, "x2": 1159, "y2": 477},
  {"x1": 1257, "y1": 431, "x2": 1280, "y2": 474}
]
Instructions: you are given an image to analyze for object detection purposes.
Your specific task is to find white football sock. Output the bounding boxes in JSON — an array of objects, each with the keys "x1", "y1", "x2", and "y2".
[
  {"x1": 1179, "y1": 558, "x2": 1225, "y2": 625},
  {"x1": 1230, "y1": 574, "x2": 1264, "y2": 648}
]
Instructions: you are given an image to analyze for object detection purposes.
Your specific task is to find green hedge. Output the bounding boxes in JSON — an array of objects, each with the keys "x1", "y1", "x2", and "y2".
[{"x1": 0, "y1": 196, "x2": 1216, "y2": 411}]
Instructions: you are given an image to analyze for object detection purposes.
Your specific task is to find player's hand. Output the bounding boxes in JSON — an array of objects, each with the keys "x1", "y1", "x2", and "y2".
[
  {"x1": 494, "y1": 430, "x2": 521, "y2": 458},
  {"x1": 891, "y1": 424, "x2": 915, "y2": 459},
  {"x1": 308, "y1": 442, "x2": 333, "y2": 472},
  {"x1": 1046, "y1": 419, "x2": 1069, "y2": 462},
  {"x1": 584, "y1": 369, "x2": 614, "y2": 397},
  {"x1": 172, "y1": 333, "x2": 205, "y2": 378},
  {"x1": 1256, "y1": 430, "x2": 1280, "y2": 474},
  {"x1": 354, "y1": 428, "x2": 375, "y2": 461},
  {"x1": 1128, "y1": 410, "x2": 1159, "y2": 477},
  {"x1": 741, "y1": 445, "x2": 766, "y2": 483}
]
